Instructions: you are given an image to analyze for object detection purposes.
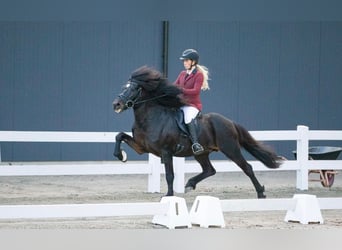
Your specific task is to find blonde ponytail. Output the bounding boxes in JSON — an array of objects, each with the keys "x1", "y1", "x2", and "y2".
[{"x1": 197, "y1": 64, "x2": 210, "y2": 90}]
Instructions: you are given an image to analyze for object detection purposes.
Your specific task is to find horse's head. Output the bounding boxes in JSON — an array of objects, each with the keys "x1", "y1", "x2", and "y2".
[
  {"x1": 112, "y1": 79, "x2": 142, "y2": 113},
  {"x1": 113, "y1": 66, "x2": 187, "y2": 113}
]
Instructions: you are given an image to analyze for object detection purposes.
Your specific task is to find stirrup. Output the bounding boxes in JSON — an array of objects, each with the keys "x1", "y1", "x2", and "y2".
[{"x1": 192, "y1": 143, "x2": 204, "y2": 155}]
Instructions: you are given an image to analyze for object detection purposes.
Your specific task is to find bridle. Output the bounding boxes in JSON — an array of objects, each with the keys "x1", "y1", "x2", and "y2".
[
  {"x1": 117, "y1": 80, "x2": 142, "y2": 109},
  {"x1": 118, "y1": 79, "x2": 167, "y2": 109}
]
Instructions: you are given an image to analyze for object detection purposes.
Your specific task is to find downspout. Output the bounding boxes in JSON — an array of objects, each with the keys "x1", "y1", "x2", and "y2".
[{"x1": 162, "y1": 20, "x2": 169, "y2": 78}]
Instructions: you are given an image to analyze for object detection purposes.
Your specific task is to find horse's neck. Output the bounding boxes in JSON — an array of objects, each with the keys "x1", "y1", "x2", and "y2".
[{"x1": 133, "y1": 104, "x2": 172, "y2": 124}]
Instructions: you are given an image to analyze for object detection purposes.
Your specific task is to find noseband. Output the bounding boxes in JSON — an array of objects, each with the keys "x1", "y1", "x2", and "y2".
[{"x1": 118, "y1": 80, "x2": 142, "y2": 109}]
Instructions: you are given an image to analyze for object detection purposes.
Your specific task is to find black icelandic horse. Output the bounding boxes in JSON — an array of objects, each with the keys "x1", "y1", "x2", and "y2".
[{"x1": 112, "y1": 66, "x2": 282, "y2": 198}]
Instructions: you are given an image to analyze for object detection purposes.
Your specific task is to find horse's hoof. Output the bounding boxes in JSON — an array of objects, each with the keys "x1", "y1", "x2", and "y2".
[
  {"x1": 121, "y1": 150, "x2": 127, "y2": 162},
  {"x1": 258, "y1": 193, "x2": 266, "y2": 199},
  {"x1": 185, "y1": 186, "x2": 194, "y2": 193}
]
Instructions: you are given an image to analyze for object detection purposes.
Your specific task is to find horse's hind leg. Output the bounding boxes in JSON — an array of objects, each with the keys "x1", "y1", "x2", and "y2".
[
  {"x1": 185, "y1": 154, "x2": 216, "y2": 192},
  {"x1": 222, "y1": 147, "x2": 266, "y2": 198}
]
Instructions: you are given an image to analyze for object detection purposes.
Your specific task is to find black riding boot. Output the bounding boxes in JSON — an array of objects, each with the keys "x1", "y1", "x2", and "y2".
[{"x1": 186, "y1": 119, "x2": 204, "y2": 155}]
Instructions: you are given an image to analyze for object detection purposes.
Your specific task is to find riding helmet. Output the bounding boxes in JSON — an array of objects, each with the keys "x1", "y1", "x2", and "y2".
[{"x1": 179, "y1": 49, "x2": 199, "y2": 63}]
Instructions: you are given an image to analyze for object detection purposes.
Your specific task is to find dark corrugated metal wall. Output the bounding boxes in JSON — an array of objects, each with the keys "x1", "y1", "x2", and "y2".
[
  {"x1": 169, "y1": 22, "x2": 342, "y2": 130},
  {"x1": 1, "y1": 21, "x2": 342, "y2": 161},
  {"x1": 0, "y1": 21, "x2": 162, "y2": 161}
]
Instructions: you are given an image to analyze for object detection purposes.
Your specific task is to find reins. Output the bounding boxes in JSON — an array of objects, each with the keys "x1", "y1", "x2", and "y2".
[
  {"x1": 133, "y1": 93, "x2": 168, "y2": 106},
  {"x1": 121, "y1": 78, "x2": 175, "y2": 109}
]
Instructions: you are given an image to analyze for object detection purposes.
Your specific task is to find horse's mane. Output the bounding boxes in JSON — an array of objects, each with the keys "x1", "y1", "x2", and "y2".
[{"x1": 130, "y1": 66, "x2": 187, "y2": 108}]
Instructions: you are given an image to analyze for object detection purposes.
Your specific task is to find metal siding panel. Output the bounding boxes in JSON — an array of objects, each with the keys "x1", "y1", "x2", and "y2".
[
  {"x1": 0, "y1": 23, "x2": 15, "y2": 161},
  {"x1": 318, "y1": 22, "x2": 342, "y2": 129},
  {"x1": 0, "y1": 23, "x2": 15, "y2": 130},
  {"x1": 278, "y1": 22, "x2": 321, "y2": 129},
  {"x1": 0, "y1": 21, "x2": 162, "y2": 161},
  {"x1": 61, "y1": 22, "x2": 110, "y2": 160},
  {"x1": 237, "y1": 22, "x2": 281, "y2": 130},
  {"x1": 62, "y1": 22, "x2": 109, "y2": 131},
  {"x1": 11, "y1": 23, "x2": 63, "y2": 161},
  {"x1": 13, "y1": 23, "x2": 63, "y2": 130}
]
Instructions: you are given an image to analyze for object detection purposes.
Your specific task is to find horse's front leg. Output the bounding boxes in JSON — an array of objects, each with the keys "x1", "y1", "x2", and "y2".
[
  {"x1": 113, "y1": 132, "x2": 145, "y2": 162},
  {"x1": 162, "y1": 151, "x2": 174, "y2": 196}
]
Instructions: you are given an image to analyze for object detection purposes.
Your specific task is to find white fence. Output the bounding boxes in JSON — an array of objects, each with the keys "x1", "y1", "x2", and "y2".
[
  {"x1": 1, "y1": 196, "x2": 342, "y2": 222},
  {"x1": 220, "y1": 197, "x2": 342, "y2": 212},
  {"x1": 0, "y1": 202, "x2": 169, "y2": 219},
  {"x1": 0, "y1": 125, "x2": 342, "y2": 193}
]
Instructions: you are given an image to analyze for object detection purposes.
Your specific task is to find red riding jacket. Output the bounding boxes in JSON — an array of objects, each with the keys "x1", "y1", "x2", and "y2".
[{"x1": 174, "y1": 68, "x2": 203, "y2": 111}]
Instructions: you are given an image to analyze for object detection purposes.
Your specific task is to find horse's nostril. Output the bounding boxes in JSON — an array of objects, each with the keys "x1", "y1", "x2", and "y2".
[{"x1": 113, "y1": 99, "x2": 124, "y2": 113}]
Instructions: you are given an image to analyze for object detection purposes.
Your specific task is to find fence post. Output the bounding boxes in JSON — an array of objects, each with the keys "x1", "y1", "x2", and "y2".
[
  {"x1": 148, "y1": 154, "x2": 161, "y2": 193},
  {"x1": 296, "y1": 125, "x2": 309, "y2": 190},
  {"x1": 173, "y1": 157, "x2": 185, "y2": 193}
]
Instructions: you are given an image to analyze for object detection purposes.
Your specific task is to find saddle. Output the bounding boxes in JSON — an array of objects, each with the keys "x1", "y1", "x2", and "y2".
[
  {"x1": 174, "y1": 109, "x2": 201, "y2": 136},
  {"x1": 165, "y1": 109, "x2": 202, "y2": 157}
]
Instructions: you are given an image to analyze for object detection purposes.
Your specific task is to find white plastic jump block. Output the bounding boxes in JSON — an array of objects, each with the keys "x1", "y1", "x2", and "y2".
[
  {"x1": 284, "y1": 194, "x2": 324, "y2": 224},
  {"x1": 152, "y1": 196, "x2": 192, "y2": 229},
  {"x1": 190, "y1": 196, "x2": 225, "y2": 228}
]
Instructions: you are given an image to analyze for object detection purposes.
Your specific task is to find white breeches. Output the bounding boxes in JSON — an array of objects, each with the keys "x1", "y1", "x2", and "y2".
[{"x1": 181, "y1": 106, "x2": 199, "y2": 124}]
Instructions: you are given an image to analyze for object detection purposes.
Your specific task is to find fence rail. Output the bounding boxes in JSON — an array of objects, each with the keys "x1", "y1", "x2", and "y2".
[
  {"x1": 0, "y1": 202, "x2": 169, "y2": 219},
  {"x1": 1, "y1": 125, "x2": 341, "y2": 193},
  {"x1": 220, "y1": 197, "x2": 342, "y2": 212}
]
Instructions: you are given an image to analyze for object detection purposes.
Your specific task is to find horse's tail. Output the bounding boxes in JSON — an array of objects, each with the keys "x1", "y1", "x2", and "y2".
[{"x1": 234, "y1": 123, "x2": 282, "y2": 169}]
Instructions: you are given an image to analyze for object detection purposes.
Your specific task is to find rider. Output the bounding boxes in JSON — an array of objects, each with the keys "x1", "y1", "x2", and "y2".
[{"x1": 174, "y1": 49, "x2": 210, "y2": 155}]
